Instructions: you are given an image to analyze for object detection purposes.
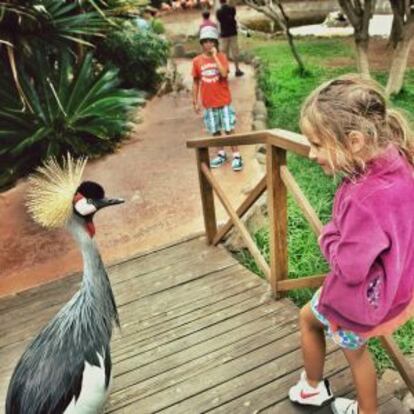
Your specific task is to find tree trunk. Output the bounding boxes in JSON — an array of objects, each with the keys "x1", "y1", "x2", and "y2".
[
  {"x1": 355, "y1": 39, "x2": 370, "y2": 78},
  {"x1": 277, "y1": 1, "x2": 306, "y2": 75},
  {"x1": 386, "y1": 38, "x2": 414, "y2": 96},
  {"x1": 285, "y1": 28, "x2": 306, "y2": 75}
]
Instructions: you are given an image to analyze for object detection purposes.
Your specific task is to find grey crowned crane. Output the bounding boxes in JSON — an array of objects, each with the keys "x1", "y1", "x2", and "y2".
[{"x1": 6, "y1": 156, "x2": 124, "y2": 414}]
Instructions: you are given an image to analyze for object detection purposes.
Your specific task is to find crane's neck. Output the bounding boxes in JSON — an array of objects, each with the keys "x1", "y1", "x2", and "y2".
[{"x1": 67, "y1": 216, "x2": 119, "y2": 325}]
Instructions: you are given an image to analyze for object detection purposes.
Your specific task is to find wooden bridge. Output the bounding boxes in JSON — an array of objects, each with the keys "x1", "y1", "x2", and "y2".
[{"x1": 0, "y1": 129, "x2": 412, "y2": 412}]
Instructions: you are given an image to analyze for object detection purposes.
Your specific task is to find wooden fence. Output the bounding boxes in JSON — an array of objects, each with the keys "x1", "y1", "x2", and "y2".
[{"x1": 187, "y1": 128, "x2": 414, "y2": 394}]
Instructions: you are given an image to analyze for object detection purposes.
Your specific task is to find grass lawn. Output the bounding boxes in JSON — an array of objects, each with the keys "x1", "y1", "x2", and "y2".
[{"x1": 237, "y1": 36, "x2": 414, "y2": 372}]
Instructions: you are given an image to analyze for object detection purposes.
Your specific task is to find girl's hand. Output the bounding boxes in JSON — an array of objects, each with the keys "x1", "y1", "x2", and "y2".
[{"x1": 211, "y1": 46, "x2": 218, "y2": 57}]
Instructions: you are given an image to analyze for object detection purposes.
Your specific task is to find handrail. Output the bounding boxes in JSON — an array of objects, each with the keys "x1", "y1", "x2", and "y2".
[
  {"x1": 186, "y1": 128, "x2": 310, "y2": 157},
  {"x1": 186, "y1": 130, "x2": 268, "y2": 148}
]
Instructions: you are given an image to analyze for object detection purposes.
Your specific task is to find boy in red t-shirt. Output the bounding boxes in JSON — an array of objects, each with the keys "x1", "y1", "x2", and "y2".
[{"x1": 192, "y1": 26, "x2": 243, "y2": 171}]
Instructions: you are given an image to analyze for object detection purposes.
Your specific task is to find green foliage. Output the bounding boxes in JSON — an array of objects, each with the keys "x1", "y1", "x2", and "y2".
[
  {"x1": 0, "y1": 0, "x2": 108, "y2": 56},
  {"x1": 0, "y1": 0, "x2": 150, "y2": 189},
  {"x1": 96, "y1": 22, "x2": 169, "y2": 90},
  {"x1": 0, "y1": 52, "x2": 143, "y2": 189},
  {"x1": 237, "y1": 37, "x2": 414, "y2": 370},
  {"x1": 151, "y1": 18, "x2": 165, "y2": 35}
]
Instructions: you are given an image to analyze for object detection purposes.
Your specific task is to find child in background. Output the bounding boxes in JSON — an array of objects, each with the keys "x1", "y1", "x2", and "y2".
[
  {"x1": 192, "y1": 25, "x2": 243, "y2": 171},
  {"x1": 289, "y1": 75, "x2": 414, "y2": 414},
  {"x1": 199, "y1": 10, "x2": 218, "y2": 32}
]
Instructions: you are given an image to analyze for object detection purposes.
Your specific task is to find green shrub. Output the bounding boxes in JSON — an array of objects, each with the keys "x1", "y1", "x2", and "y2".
[
  {"x1": 0, "y1": 51, "x2": 143, "y2": 190},
  {"x1": 151, "y1": 18, "x2": 165, "y2": 34},
  {"x1": 96, "y1": 22, "x2": 169, "y2": 90}
]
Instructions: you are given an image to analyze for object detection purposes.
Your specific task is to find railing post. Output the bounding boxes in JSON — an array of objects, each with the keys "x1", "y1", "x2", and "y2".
[
  {"x1": 196, "y1": 147, "x2": 217, "y2": 244},
  {"x1": 267, "y1": 144, "x2": 288, "y2": 298}
]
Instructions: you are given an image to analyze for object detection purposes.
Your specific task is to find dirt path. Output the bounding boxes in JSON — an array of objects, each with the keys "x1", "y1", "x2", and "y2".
[{"x1": 0, "y1": 59, "x2": 261, "y2": 297}]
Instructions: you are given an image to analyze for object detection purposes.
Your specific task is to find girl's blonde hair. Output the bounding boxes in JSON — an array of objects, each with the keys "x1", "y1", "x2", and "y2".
[{"x1": 300, "y1": 74, "x2": 414, "y2": 175}]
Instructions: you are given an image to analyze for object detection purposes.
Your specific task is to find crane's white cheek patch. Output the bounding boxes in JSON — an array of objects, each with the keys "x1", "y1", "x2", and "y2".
[
  {"x1": 64, "y1": 352, "x2": 110, "y2": 414},
  {"x1": 74, "y1": 198, "x2": 97, "y2": 216}
]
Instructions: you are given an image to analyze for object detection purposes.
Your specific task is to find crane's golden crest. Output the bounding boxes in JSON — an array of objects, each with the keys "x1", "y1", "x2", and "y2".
[{"x1": 26, "y1": 154, "x2": 87, "y2": 228}]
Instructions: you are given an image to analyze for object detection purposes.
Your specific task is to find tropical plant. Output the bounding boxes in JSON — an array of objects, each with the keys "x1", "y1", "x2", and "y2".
[
  {"x1": 0, "y1": 51, "x2": 144, "y2": 189},
  {"x1": 96, "y1": 22, "x2": 170, "y2": 90}
]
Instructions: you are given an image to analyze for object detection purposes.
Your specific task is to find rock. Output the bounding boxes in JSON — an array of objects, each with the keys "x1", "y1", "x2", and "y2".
[
  {"x1": 173, "y1": 43, "x2": 186, "y2": 58},
  {"x1": 323, "y1": 11, "x2": 349, "y2": 28},
  {"x1": 252, "y1": 120, "x2": 267, "y2": 131},
  {"x1": 255, "y1": 152, "x2": 266, "y2": 165},
  {"x1": 381, "y1": 369, "x2": 407, "y2": 396},
  {"x1": 256, "y1": 88, "x2": 264, "y2": 101},
  {"x1": 253, "y1": 101, "x2": 267, "y2": 118},
  {"x1": 252, "y1": 57, "x2": 262, "y2": 69},
  {"x1": 223, "y1": 195, "x2": 268, "y2": 252},
  {"x1": 239, "y1": 50, "x2": 254, "y2": 64},
  {"x1": 254, "y1": 112, "x2": 267, "y2": 122},
  {"x1": 403, "y1": 392, "x2": 414, "y2": 412},
  {"x1": 184, "y1": 50, "x2": 198, "y2": 59},
  {"x1": 256, "y1": 143, "x2": 266, "y2": 154}
]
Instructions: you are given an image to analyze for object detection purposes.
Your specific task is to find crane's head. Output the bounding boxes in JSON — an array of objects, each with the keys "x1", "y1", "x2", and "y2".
[
  {"x1": 73, "y1": 181, "x2": 124, "y2": 237},
  {"x1": 27, "y1": 154, "x2": 124, "y2": 237}
]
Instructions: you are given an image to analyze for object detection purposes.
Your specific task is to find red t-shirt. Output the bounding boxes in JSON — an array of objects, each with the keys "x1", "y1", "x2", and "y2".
[{"x1": 192, "y1": 53, "x2": 231, "y2": 109}]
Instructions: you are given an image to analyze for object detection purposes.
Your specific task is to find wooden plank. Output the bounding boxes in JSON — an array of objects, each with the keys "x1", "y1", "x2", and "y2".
[
  {"x1": 267, "y1": 129, "x2": 310, "y2": 158},
  {"x1": 112, "y1": 279, "x2": 266, "y2": 356},
  {"x1": 213, "y1": 174, "x2": 267, "y2": 245},
  {"x1": 206, "y1": 353, "x2": 350, "y2": 414},
  {"x1": 116, "y1": 265, "x2": 256, "y2": 328},
  {"x1": 112, "y1": 300, "x2": 295, "y2": 384},
  {"x1": 111, "y1": 285, "x2": 279, "y2": 362},
  {"x1": 130, "y1": 340, "x2": 341, "y2": 414},
  {"x1": 277, "y1": 274, "x2": 326, "y2": 291},
  {"x1": 0, "y1": 247, "x2": 236, "y2": 348},
  {"x1": 196, "y1": 147, "x2": 217, "y2": 244},
  {"x1": 107, "y1": 311, "x2": 299, "y2": 409},
  {"x1": 201, "y1": 163, "x2": 270, "y2": 280},
  {"x1": 187, "y1": 130, "x2": 268, "y2": 148},
  {"x1": 0, "y1": 236, "x2": 206, "y2": 315},
  {"x1": 379, "y1": 335, "x2": 414, "y2": 395},
  {"x1": 267, "y1": 144, "x2": 288, "y2": 297},
  {"x1": 108, "y1": 332, "x2": 302, "y2": 413},
  {"x1": 0, "y1": 266, "x2": 255, "y2": 377},
  {"x1": 280, "y1": 165, "x2": 323, "y2": 236},
  {"x1": 379, "y1": 397, "x2": 410, "y2": 413}
]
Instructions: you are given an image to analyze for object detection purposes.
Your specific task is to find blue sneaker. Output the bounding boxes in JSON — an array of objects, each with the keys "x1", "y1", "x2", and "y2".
[
  {"x1": 232, "y1": 156, "x2": 243, "y2": 171},
  {"x1": 210, "y1": 153, "x2": 227, "y2": 168}
]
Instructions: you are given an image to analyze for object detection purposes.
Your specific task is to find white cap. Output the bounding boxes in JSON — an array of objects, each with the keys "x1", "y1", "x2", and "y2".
[{"x1": 200, "y1": 26, "x2": 219, "y2": 41}]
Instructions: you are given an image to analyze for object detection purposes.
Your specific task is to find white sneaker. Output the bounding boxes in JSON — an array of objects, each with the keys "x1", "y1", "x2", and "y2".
[
  {"x1": 331, "y1": 398, "x2": 359, "y2": 413},
  {"x1": 289, "y1": 371, "x2": 333, "y2": 406}
]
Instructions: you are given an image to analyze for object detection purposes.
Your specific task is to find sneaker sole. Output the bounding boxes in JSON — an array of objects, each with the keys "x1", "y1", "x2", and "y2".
[
  {"x1": 289, "y1": 395, "x2": 334, "y2": 407},
  {"x1": 232, "y1": 167, "x2": 243, "y2": 171}
]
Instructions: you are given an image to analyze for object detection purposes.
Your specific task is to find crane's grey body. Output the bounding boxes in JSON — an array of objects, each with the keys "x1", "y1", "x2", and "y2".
[{"x1": 6, "y1": 216, "x2": 119, "y2": 414}]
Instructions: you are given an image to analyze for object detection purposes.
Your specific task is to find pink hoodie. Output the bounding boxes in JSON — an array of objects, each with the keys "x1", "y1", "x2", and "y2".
[{"x1": 318, "y1": 145, "x2": 414, "y2": 332}]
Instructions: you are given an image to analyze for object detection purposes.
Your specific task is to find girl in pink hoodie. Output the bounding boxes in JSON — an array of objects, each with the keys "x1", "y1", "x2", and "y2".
[{"x1": 288, "y1": 75, "x2": 414, "y2": 414}]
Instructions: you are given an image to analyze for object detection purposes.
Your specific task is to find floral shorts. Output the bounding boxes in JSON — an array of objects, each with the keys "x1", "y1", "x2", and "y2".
[{"x1": 311, "y1": 289, "x2": 367, "y2": 350}]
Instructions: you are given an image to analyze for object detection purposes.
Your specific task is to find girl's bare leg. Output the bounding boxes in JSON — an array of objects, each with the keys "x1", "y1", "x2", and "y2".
[
  {"x1": 299, "y1": 303, "x2": 326, "y2": 387},
  {"x1": 343, "y1": 346, "x2": 377, "y2": 414}
]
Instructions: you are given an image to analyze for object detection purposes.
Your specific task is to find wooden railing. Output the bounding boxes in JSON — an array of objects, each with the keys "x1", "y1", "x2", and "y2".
[{"x1": 187, "y1": 128, "x2": 414, "y2": 394}]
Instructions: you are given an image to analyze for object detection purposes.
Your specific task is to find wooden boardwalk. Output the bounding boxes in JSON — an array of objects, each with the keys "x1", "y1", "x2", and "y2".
[{"x1": 0, "y1": 236, "x2": 405, "y2": 413}]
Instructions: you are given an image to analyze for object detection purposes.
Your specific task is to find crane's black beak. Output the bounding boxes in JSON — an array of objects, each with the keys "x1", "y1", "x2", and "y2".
[{"x1": 93, "y1": 197, "x2": 125, "y2": 210}]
